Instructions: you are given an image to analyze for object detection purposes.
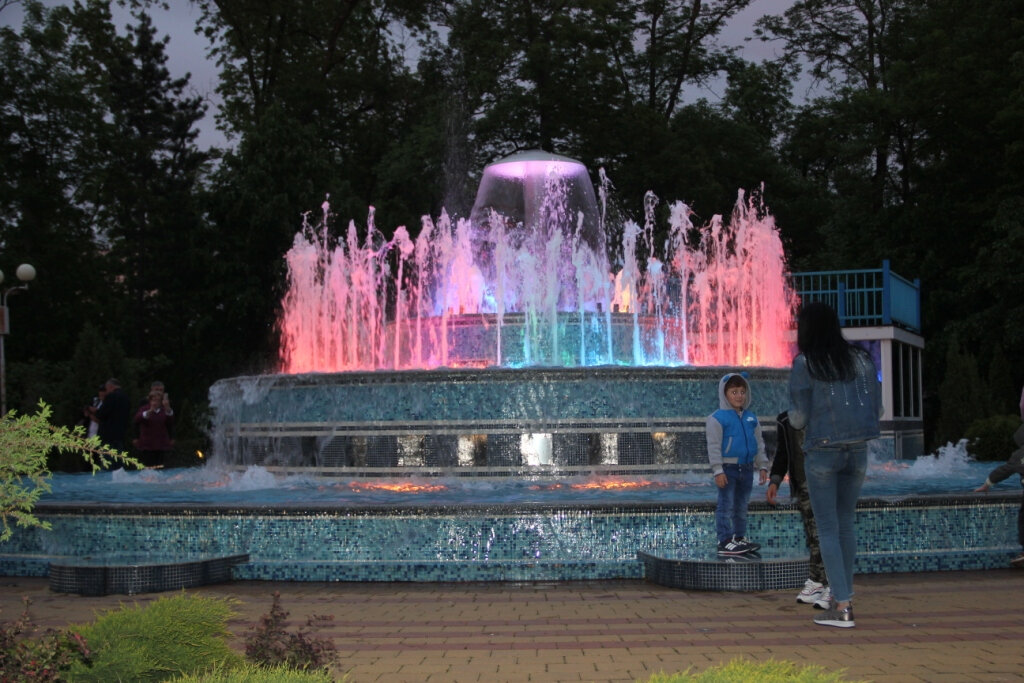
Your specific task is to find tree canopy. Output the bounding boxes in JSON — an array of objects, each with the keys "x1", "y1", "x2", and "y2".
[{"x1": 1, "y1": 0, "x2": 1020, "y2": 451}]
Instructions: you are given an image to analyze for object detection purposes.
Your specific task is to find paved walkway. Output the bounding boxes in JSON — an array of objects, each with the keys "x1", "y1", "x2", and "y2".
[{"x1": 2, "y1": 569, "x2": 1023, "y2": 682}]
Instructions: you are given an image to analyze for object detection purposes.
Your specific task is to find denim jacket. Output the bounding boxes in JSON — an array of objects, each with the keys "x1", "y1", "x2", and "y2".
[{"x1": 788, "y1": 351, "x2": 882, "y2": 448}]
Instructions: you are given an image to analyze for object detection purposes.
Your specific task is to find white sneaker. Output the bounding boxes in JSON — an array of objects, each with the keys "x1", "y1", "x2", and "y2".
[
  {"x1": 796, "y1": 579, "x2": 825, "y2": 604},
  {"x1": 814, "y1": 587, "x2": 832, "y2": 609}
]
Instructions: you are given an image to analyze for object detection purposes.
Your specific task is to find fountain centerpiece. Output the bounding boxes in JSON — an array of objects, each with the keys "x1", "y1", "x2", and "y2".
[{"x1": 210, "y1": 151, "x2": 797, "y2": 471}]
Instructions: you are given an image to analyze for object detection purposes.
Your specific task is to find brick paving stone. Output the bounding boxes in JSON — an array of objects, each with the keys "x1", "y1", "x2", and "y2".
[{"x1": 3, "y1": 570, "x2": 1024, "y2": 681}]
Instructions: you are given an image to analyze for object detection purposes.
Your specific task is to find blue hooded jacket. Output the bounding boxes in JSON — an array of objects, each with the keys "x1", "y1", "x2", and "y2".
[{"x1": 705, "y1": 372, "x2": 768, "y2": 476}]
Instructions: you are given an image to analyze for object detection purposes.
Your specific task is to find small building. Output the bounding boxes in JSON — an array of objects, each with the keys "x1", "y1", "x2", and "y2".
[{"x1": 792, "y1": 261, "x2": 924, "y2": 459}]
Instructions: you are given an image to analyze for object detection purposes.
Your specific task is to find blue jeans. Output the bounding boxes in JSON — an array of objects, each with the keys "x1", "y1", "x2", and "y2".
[
  {"x1": 715, "y1": 463, "x2": 754, "y2": 543},
  {"x1": 804, "y1": 443, "x2": 868, "y2": 603}
]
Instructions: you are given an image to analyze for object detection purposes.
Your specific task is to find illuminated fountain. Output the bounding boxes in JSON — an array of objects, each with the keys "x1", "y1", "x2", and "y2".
[
  {"x1": 275, "y1": 150, "x2": 794, "y2": 372},
  {"x1": 7, "y1": 153, "x2": 1013, "y2": 593},
  {"x1": 210, "y1": 151, "x2": 796, "y2": 470}
]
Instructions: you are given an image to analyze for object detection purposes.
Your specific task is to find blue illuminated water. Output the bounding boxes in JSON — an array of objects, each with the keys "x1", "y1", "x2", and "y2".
[{"x1": 41, "y1": 442, "x2": 1003, "y2": 506}]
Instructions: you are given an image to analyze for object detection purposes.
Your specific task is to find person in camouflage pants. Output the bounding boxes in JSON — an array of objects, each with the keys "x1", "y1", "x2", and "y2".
[{"x1": 767, "y1": 411, "x2": 828, "y2": 604}]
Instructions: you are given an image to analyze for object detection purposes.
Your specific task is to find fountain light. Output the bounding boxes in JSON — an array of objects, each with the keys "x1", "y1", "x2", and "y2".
[{"x1": 348, "y1": 481, "x2": 448, "y2": 494}]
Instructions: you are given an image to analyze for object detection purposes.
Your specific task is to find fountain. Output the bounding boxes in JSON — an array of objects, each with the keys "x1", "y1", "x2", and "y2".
[
  {"x1": 1, "y1": 153, "x2": 1017, "y2": 593},
  {"x1": 210, "y1": 151, "x2": 795, "y2": 471}
]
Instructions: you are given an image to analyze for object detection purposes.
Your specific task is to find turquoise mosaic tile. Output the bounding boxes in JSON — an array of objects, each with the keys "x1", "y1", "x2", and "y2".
[{"x1": 2, "y1": 492, "x2": 1016, "y2": 583}]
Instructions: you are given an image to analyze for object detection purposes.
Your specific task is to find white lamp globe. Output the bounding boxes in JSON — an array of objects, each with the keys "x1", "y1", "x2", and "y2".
[{"x1": 15, "y1": 264, "x2": 35, "y2": 282}]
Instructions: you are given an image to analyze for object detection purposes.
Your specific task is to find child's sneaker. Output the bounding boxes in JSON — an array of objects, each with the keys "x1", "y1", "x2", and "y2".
[
  {"x1": 734, "y1": 536, "x2": 761, "y2": 552},
  {"x1": 717, "y1": 537, "x2": 752, "y2": 555},
  {"x1": 796, "y1": 579, "x2": 825, "y2": 604},
  {"x1": 814, "y1": 603, "x2": 855, "y2": 628},
  {"x1": 813, "y1": 587, "x2": 832, "y2": 609},
  {"x1": 1011, "y1": 552, "x2": 1024, "y2": 568}
]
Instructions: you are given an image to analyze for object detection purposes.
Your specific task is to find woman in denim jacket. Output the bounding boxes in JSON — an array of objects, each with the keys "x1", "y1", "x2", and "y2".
[{"x1": 788, "y1": 302, "x2": 881, "y2": 628}]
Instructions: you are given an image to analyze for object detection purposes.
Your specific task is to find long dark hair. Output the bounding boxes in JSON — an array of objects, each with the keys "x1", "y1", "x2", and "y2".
[{"x1": 796, "y1": 302, "x2": 859, "y2": 382}]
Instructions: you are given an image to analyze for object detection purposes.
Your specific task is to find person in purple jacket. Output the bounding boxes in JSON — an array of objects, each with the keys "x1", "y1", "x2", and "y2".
[{"x1": 134, "y1": 390, "x2": 174, "y2": 468}]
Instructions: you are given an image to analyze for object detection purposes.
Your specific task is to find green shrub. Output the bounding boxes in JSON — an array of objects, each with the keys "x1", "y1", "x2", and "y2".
[
  {"x1": 643, "y1": 657, "x2": 865, "y2": 682},
  {"x1": 171, "y1": 662, "x2": 339, "y2": 682},
  {"x1": 965, "y1": 415, "x2": 1021, "y2": 461},
  {"x1": 65, "y1": 593, "x2": 242, "y2": 682}
]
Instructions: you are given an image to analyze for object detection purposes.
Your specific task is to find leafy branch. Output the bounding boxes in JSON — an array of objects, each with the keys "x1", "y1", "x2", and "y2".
[{"x1": 0, "y1": 400, "x2": 141, "y2": 542}]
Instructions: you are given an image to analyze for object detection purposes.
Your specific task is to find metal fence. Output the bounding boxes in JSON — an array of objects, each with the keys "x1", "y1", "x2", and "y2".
[{"x1": 791, "y1": 260, "x2": 920, "y2": 332}]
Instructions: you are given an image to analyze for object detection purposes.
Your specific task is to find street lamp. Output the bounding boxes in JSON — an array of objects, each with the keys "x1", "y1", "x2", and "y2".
[{"x1": 0, "y1": 263, "x2": 36, "y2": 416}]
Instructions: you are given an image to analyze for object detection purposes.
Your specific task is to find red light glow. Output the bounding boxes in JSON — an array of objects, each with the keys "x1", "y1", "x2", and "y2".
[
  {"x1": 528, "y1": 479, "x2": 679, "y2": 492},
  {"x1": 347, "y1": 481, "x2": 448, "y2": 494}
]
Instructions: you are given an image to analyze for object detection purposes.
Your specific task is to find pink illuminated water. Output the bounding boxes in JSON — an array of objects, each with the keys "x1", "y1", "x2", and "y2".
[{"x1": 277, "y1": 154, "x2": 797, "y2": 373}]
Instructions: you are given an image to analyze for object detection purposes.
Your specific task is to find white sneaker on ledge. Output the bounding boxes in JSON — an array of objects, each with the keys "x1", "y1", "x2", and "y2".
[{"x1": 796, "y1": 578, "x2": 825, "y2": 604}]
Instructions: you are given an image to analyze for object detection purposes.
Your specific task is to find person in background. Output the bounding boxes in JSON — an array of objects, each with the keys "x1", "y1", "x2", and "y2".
[
  {"x1": 93, "y1": 378, "x2": 131, "y2": 451},
  {"x1": 974, "y1": 421, "x2": 1024, "y2": 568},
  {"x1": 83, "y1": 383, "x2": 106, "y2": 439},
  {"x1": 706, "y1": 372, "x2": 768, "y2": 555},
  {"x1": 788, "y1": 302, "x2": 882, "y2": 629},
  {"x1": 140, "y1": 380, "x2": 166, "y2": 407},
  {"x1": 767, "y1": 410, "x2": 829, "y2": 607},
  {"x1": 134, "y1": 390, "x2": 174, "y2": 467}
]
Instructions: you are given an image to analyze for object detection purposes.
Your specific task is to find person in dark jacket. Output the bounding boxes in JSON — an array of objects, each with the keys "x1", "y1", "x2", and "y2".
[
  {"x1": 767, "y1": 411, "x2": 830, "y2": 606},
  {"x1": 974, "y1": 422, "x2": 1024, "y2": 568},
  {"x1": 93, "y1": 378, "x2": 130, "y2": 451}
]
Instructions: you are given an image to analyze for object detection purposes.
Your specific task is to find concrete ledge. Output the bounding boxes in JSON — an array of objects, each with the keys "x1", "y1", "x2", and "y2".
[
  {"x1": 855, "y1": 548, "x2": 1020, "y2": 574},
  {"x1": 48, "y1": 553, "x2": 250, "y2": 596},
  {"x1": 638, "y1": 549, "x2": 809, "y2": 591}
]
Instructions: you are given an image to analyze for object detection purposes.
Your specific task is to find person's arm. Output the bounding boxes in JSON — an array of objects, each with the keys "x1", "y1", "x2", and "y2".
[
  {"x1": 766, "y1": 415, "x2": 789, "y2": 504},
  {"x1": 753, "y1": 419, "x2": 768, "y2": 484},
  {"x1": 769, "y1": 413, "x2": 791, "y2": 485},
  {"x1": 976, "y1": 445, "x2": 1024, "y2": 490},
  {"x1": 787, "y1": 356, "x2": 811, "y2": 431},
  {"x1": 705, "y1": 415, "x2": 725, "y2": 477}
]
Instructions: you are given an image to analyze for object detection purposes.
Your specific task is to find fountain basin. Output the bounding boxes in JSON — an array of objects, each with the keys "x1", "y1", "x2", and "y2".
[
  {"x1": 209, "y1": 366, "x2": 790, "y2": 468},
  {"x1": 1, "y1": 493, "x2": 1017, "y2": 586}
]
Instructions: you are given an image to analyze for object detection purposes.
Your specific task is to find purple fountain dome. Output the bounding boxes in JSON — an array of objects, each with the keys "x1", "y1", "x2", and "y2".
[{"x1": 469, "y1": 150, "x2": 605, "y2": 307}]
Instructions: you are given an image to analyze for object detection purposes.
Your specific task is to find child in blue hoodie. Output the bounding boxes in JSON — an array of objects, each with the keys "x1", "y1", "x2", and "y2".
[{"x1": 707, "y1": 372, "x2": 768, "y2": 554}]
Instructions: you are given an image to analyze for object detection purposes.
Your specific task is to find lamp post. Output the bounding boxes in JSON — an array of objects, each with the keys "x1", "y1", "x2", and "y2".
[{"x1": 0, "y1": 263, "x2": 36, "y2": 416}]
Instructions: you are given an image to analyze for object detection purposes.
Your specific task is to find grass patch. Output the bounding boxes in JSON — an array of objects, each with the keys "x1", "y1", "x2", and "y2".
[
  {"x1": 170, "y1": 662, "x2": 340, "y2": 682},
  {"x1": 643, "y1": 658, "x2": 866, "y2": 682}
]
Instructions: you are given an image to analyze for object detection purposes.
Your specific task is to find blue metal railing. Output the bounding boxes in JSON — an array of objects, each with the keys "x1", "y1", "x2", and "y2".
[{"x1": 791, "y1": 260, "x2": 921, "y2": 332}]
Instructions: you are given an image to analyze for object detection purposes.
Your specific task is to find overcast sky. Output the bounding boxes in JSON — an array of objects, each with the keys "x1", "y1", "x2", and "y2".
[{"x1": 2, "y1": 0, "x2": 797, "y2": 150}]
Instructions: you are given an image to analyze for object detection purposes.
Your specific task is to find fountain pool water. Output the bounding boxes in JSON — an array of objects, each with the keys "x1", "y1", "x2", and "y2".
[{"x1": 37, "y1": 443, "x2": 1002, "y2": 506}]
